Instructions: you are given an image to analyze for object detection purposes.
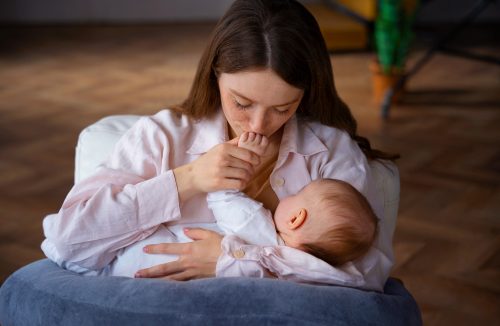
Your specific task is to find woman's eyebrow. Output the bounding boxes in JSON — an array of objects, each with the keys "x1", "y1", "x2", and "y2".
[{"x1": 229, "y1": 88, "x2": 301, "y2": 107}]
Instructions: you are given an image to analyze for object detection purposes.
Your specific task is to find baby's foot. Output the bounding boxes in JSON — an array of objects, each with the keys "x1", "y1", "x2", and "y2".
[{"x1": 238, "y1": 132, "x2": 269, "y2": 156}]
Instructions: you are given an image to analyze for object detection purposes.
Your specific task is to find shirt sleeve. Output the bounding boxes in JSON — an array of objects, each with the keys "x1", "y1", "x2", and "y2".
[
  {"x1": 217, "y1": 235, "x2": 366, "y2": 287},
  {"x1": 207, "y1": 191, "x2": 279, "y2": 246},
  {"x1": 42, "y1": 117, "x2": 182, "y2": 271}
]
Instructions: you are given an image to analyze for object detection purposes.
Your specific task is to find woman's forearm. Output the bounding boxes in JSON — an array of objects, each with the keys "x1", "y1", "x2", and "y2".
[{"x1": 42, "y1": 169, "x2": 182, "y2": 269}]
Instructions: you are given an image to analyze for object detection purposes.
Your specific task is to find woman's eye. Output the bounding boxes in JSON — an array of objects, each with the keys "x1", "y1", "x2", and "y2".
[
  {"x1": 234, "y1": 100, "x2": 251, "y2": 110},
  {"x1": 274, "y1": 108, "x2": 289, "y2": 115}
]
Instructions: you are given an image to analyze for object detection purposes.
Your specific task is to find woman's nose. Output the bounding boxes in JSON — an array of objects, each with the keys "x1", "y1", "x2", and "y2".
[{"x1": 249, "y1": 109, "x2": 266, "y2": 134}]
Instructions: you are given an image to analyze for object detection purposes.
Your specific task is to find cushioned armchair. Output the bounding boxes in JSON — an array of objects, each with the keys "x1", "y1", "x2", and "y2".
[{"x1": 0, "y1": 115, "x2": 422, "y2": 325}]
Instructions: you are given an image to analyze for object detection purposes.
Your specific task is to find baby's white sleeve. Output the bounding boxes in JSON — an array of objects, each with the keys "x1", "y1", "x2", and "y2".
[{"x1": 207, "y1": 191, "x2": 279, "y2": 246}]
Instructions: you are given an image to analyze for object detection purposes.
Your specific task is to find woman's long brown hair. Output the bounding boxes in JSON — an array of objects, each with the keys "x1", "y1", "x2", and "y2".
[{"x1": 176, "y1": 0, "x2": 399, "y2": 161}]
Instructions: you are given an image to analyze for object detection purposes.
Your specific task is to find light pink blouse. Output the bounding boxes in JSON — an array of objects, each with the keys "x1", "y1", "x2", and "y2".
[{"x1": 42, "y1": 109, "x2": 393, "y2": 291}]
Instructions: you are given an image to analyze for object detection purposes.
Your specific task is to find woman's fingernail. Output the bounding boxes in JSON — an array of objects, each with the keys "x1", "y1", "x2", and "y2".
[
  {"x1": 134, "y1": 272, "x2": 142, "y2": 278},
  {"x1": 143, "y1": 247, "x2": 149, "y2": 253},
  {"x1": 184, "y1": 228, "x2": 190, "y2": 233}
]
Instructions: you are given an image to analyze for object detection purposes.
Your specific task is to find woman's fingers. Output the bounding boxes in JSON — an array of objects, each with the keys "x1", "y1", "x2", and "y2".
[
  {"x1": 135, "y1": 260, "x2": 184, "y2": 278},
  {"x1": 227, "y1": 145, "x2": 260, "y2": 166},
  {"x1": 224, "y1": 155, "x2": 255, "y2": 175},
  {"x1": 180, "y1": 140, "x2": 261, "y2": 194},
  {"x1": 143, "y1": 242, "x2": 190, "y2": 255},
  {"x1": 217, "y1": 178, "x2": 247, "y2": 191},
  {"x1": 227, "y1": 136, "x2": 239, "y2": 146},
  {"x1": 222, "y1": 166, "x2": 252, "y2": 182},
  {"x1": 211, "y1": 150, "x2": 257, "y2": 190},
  {"x1": 137, "y1": 229, "x2": 224, "y2": 280},
  {"x1": 163, "y1": 271, "x2": 195, "y2": 281},
  {"x1": 184, "y1": 228, "x2": 219, "y2": 241}
]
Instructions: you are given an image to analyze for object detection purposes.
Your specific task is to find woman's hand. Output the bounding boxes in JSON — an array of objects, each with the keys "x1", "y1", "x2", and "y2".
[
  {"x1": 134, "y1": 228, "x2": 223, "y2": 281},
  {"x1": 174, "y1": 138, "x2": 260, "y2": 202}
]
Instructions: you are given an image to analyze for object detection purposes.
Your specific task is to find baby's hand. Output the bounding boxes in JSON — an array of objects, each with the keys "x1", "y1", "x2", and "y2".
[{"x1": 238, "y1": 132, "x2": 269, "y2": 156}]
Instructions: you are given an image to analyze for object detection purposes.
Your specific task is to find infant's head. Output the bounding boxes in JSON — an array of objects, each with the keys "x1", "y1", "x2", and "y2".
[{"x1": 274, "y1": 179, "x2": 378, "y2": 266}]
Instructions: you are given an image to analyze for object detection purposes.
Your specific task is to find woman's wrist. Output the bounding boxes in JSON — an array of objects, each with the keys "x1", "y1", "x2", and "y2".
[{"x1": 173, "y1": 163, "x2": 200, "y2": 203}]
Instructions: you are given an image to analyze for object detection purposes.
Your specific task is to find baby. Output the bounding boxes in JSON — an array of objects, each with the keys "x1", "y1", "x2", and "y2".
[
  {"x1": 103, "y1": 132, "x2": 378, "y2": 277},
  {"x1": 209, "y1": 132, "x2": 379, "y2": 268}
]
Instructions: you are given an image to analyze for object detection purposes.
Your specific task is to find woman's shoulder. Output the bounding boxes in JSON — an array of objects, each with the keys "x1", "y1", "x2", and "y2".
[
  {"x1": 113, "y1": 109, "x2": 198, "y2": 150},
  {"x1": 147, "y1": 108, "x2": 223, "y2": 130},
  {"x1": 131, "y1": 109, "x2": 226, "y2": 148},
  {"x1": 299, "y1": 117, "x2": 354, "y2": 147},
  {"x1": 296, "y1": 117, "x2": 366, "y2": 164},
  {"x1": 147, "y1": 108, "x2": 196, "y2": 129},
  {"x1": 129, "y1": 108, "x2": 204, "y2": 138}
]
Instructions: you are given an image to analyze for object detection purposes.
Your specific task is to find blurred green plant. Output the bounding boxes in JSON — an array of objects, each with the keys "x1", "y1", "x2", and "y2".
[{"x1": 375, "y1": 0, "x2": 419, "y2": 74}]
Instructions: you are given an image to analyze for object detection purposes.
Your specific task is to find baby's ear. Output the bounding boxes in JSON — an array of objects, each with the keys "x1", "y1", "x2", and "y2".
[{"x1": 287, "y1": 208, "x2": 307, "y2": 230}]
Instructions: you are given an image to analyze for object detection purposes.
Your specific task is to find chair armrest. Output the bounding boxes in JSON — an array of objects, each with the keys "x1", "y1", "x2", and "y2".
[{"x1": 75, "y1": 115, "x2": 141, "y2": 183}]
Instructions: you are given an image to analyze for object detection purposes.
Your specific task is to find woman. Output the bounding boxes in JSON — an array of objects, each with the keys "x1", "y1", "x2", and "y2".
[{"x1": 42, "y1": 0, "x2": 397, "y2": 291}]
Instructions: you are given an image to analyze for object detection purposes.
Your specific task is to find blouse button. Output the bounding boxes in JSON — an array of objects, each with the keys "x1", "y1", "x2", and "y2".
[
  {"x1": 233, "y1": 249, "x2": 245, "y2": 259},
  {"x1": 274, "y1": 177, "x2": 285, "y2": 187}
]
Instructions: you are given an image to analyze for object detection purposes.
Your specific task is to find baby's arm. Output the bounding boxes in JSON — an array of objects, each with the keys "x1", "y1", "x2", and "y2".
[
  {"x1": 217, "y1": 235, "x2": 365, "y2": 286},
  {"x1": 207, "y1": 132, "x2": 278, "y2": 246},
  {"x1": 207, "y1": 191, "x2": 279, "y2": 246}
]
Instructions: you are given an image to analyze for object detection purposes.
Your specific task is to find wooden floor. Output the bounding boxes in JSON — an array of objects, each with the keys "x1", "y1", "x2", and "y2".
[{"x1": 1, "y1": 24, "x2": 499, "y2": 325}]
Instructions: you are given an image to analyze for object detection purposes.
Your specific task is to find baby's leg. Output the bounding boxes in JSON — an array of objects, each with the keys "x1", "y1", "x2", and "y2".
[{"x1": 238, "y1": 131, "x2": 269, "y2": 156}]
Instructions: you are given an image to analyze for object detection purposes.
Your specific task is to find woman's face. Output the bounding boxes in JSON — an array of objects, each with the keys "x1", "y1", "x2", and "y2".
[{"x1": 218, "y1": 69, "x2": 304, "y2": 139}]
